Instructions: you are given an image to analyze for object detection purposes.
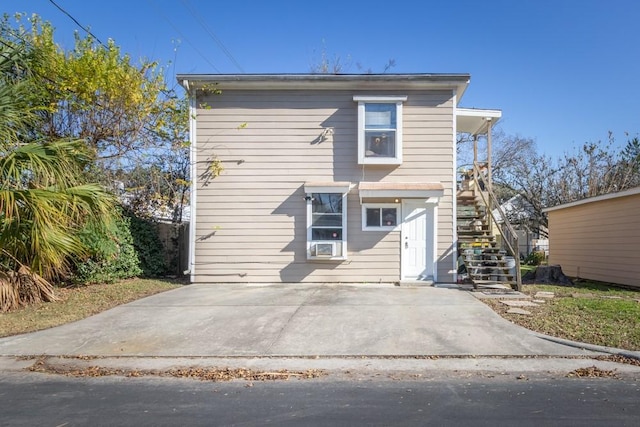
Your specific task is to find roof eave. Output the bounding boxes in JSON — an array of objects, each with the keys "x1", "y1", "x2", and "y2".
[
  {"x1": 543, "y1": 186, "x2": 640, "y2": 212},
  {"x1": 456, "y1": 107, "x2": 502, "y2": 135},
  {"x1": 177, "y1": 73, "x2": 470, "y2": 95}
]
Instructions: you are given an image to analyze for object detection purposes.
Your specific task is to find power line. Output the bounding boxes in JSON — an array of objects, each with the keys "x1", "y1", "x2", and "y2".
[
  {"x1": 47, "y1": 0, "x2": 106, "y2": 47},
  {"x1": 46, "y1": 1, "x2": 181, "y2": 96},
  {"x1": 146, "y1": 0, "x2": 221, "y2": 73},
  {"x1": 180, "y1": 0, "x2": 244, "y2": 72}
]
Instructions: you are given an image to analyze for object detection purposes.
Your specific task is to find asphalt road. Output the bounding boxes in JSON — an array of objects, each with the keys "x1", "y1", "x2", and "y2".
[{"x1": 2, "y1": 372, "x2": 639, "y2": 426}]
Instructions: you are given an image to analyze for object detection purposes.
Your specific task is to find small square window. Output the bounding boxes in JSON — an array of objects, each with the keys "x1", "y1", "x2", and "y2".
[
  {"x1": 362, "y1": 204, "x2": 399, "y2": 230},
  {"x1": 366, "y1": 208, "x2": 381, "y2": 228}
]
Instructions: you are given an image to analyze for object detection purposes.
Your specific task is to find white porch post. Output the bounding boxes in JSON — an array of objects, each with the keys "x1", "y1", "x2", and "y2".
[
  {"x1": 486, "y1": 119, "x2": 493, "y2": 191},
  {"x1": 486, "y1": 118, "x2": 493, "y2": 213},
  {"x1": 473, "y1": 134, "x2": 478, "y2": 184}
]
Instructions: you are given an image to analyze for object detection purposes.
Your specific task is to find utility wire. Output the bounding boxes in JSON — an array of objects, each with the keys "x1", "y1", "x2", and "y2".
[
  {"x1": 180, "y1": 0, "x2": 244, "y2": 72},
  {"x1": 47, "y1": 0, "x2": 106, "y2": 47},
  {"x1": 147, "y1": 0, "x2": 221, "y2": 73}
]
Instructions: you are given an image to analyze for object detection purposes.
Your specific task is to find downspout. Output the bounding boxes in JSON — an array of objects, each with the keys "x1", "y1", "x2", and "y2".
[
  {"x1": 451, "y1": 89, "x2": 458, "y2": 283},
  {"x1": 182, "y1": 79, "x2": 198, "y2": 283}
]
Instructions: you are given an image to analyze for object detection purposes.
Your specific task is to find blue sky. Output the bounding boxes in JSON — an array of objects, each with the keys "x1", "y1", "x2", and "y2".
[{"x1": 14, "y1": 0, "x2": 640, "y2": 156}]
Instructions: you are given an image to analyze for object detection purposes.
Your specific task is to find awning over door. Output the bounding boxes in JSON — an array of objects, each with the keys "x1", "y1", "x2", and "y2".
[{"x1": 358, "y1": 182, "x2": 444, "y2": 202}]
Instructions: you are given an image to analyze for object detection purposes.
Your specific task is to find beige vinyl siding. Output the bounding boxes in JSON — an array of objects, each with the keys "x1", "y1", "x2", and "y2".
[
  {"x1": 193, "y1": 89, "x2": 454, "y2": 283},
  {"x1": 547, "y1": 192, "x2": 640, "y2": 288}
]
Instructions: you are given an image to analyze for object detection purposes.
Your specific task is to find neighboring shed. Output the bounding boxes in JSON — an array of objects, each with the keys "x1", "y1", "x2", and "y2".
[{"x1": 543, "y1": 187, "x2": 640, "y2": 288}]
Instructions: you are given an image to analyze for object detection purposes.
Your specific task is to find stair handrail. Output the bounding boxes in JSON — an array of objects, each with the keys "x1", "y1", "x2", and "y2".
[
  {"x1": 457, "y1": 163, "x2": 488, "y2": 192},
  {"x1": 472, "y1": 162, "x2": 522, "y2": 291}
]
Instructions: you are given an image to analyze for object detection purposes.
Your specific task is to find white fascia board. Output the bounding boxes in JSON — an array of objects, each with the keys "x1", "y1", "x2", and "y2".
[
  {"x1": 353, "y1": 95, "x2": 408, "y2": 102},
  {"x1": 176, "y1": 74, "x2": 470, "y2": 94},
  {"x1": 456, "y1": 108, "x2": 502, "y2": 135},
  {"x1": 457, "y1": 107, "x2": 502, "y2": 118},
  {"x1": 543, "y1": 186, "x2": 640, "y2": 212}
]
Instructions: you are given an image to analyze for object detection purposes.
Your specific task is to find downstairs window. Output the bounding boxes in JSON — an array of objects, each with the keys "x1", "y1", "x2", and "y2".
[
  {"x1": 306, "y1": 192, "x2": 348, "y2": 260},
  {"x1": 362, "y1": 204, "x2": 399, "y2": 231}
]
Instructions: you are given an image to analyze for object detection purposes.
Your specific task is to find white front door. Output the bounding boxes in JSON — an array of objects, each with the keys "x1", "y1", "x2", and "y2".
[{"x1": 401, "y1": 200, "x2": 435, "y2": 281}]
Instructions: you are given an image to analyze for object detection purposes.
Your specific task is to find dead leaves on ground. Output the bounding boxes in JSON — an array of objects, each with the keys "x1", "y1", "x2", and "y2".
[
  {"x1": 565, "y1": 355, "x2": 640, "y2": 378},
  {"x1": 566, "y1": 366, "x2": 618, "y2": 378},
  {"x1": 27, "y1": 358, "x2": 326, "y2": 382},
  {"x1": 595, "y1": 354, "x2": 640, "y2": 366}
]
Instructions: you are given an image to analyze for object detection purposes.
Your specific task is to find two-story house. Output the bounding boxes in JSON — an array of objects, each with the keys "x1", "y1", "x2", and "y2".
[{"x1": 178, "y1": 74, "x2": 501, "y2": 284}]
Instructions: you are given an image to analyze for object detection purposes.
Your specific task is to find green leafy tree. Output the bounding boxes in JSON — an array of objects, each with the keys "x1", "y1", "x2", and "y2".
[
  {"x1": 0, "y1": 40, "x2": 116, "y2": 311},
  {"x1": 4, "y1": 14, "x2": 177, "y2": 161},
  {"x1": 4, "y1": 14, "x2": 201, "y2": 224}
]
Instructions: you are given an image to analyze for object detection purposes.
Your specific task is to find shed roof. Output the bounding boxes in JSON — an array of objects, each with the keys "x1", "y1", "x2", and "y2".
[{"x1": 543, "y1": 186, "x2": 640, "y2": 213}]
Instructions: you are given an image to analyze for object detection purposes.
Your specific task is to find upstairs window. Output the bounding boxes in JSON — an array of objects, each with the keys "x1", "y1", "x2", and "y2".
[{"x1": 354, "y1": 95, "x2": 407, "y2": 165}]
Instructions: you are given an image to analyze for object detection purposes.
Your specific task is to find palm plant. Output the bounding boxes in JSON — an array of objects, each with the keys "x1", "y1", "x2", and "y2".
[{"x1": 0, "y1": 40, "x2": 116, "y2": 311}]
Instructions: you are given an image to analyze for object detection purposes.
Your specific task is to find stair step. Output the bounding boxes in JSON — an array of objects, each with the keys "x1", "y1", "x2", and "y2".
[
  {"x1": 463, "y1": 252, "x2": 512, "y2": 259},
  {"x1": 469, "y1": 273, "x2": 515, "y2": 279},
  {"x1": 457, "y1": 239, "x2": 496, "y2": 244},
  {"x1": 457, "y1": 192, "x2": 476, "y2": 197},
  {"x1": 466, "y1": 261, "x2": 513, "y2": 267},
  {"x1": 481, "y1": 248, "x2": 505, "y2": 254},
  {"x1": 457, "y1": 225, "x2": 490, "y2": 229},
  {"x1": 472, "y1": 280, "x2": 518, "y2": 286},
  {"x1": 471, "y1": 276, "x2": 516, "y2": 280},
  {"x1": 458, "y1": 235, "x2": 493, "y2": 239}
]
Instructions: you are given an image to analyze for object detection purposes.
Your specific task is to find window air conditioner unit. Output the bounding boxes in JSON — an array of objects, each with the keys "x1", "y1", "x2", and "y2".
[{"x1": 311, "y1": 242, "x2": 336, "y2": 257}]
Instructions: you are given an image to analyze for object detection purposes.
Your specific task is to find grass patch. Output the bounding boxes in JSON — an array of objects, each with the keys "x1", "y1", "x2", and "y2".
[
  {"x1": 485, "y1": 279, "x2": 640, "y2": 351},
  {"x1": 0, "y1": 278, "x2": 182, "y2": 338}
]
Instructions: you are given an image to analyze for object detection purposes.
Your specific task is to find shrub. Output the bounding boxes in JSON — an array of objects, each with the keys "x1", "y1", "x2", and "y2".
[
  {"x1": 525, "y1": 250, "x2": 546, "y2": 266},
  {"x1": 73, "y1": 211, "x2": 142, "y2": 284},
  {"x1": 126, "y1": 211, "x2": 167, "y2": 277}
]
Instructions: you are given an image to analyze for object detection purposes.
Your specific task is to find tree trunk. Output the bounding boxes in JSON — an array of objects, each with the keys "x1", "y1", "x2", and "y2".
[{"x1": 522, "y1": 265, "x2": 574, "y2": 286}]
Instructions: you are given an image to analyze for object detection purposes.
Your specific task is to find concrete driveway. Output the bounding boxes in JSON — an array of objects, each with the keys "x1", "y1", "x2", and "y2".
[{"x1": 0, "y1": 283, "x2": 607, "y2": 358}]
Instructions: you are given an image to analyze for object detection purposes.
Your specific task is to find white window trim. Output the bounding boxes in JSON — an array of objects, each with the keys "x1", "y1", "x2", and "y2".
[
  {"x1": 306, "y1": 192, "x2": 348, "y2": 261},
  {"x1": 354, "y1": 95, "x2": 407, "y2": 165},
  {"x1": 361, "y1": 203, "x2": 400, "y2": 231}
]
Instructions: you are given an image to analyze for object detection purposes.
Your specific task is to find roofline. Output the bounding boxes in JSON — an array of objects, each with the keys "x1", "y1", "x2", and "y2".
[
  {"x1": 456, "y1": 107, "x2": 502, "y2": 119},
  {"x1": 543, "y1": 186, "x2": 640, "y2": 212},
  {"x1": 456, "y1": 107, "x2": 502, "y2": 135},
  {"x1": 177, "y1": 73, "x2": 471, "y2": 99}
]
